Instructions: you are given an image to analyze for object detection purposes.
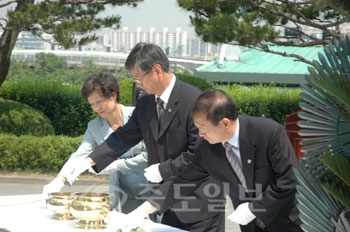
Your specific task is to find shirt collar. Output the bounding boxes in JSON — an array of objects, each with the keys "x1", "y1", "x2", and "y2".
[
  {"x1": 155, "y1": 74, "x2": 176, "y2": 108},
  {"x1": 224, "y1": 118, "x2": 240, "y2": 149}
]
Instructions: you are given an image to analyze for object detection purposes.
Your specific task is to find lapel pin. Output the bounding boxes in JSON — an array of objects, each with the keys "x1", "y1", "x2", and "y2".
[
  {"x1": 168, "y1": 109, "x2": 172, "y2": 113},
  {"x1": 247, "y1": 159, "x2": 252, "y2": 164}
]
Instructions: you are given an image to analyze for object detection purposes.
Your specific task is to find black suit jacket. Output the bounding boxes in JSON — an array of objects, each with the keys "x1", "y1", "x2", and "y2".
[
  {"x1": 154, "y1": 115, "x2": 302, "y2": 232},
  {"x1": 89, "y1": 78, "x2": 224, "y2": 223}
]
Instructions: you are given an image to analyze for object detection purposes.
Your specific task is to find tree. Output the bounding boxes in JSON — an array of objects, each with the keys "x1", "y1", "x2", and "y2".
[
  {"x1": 177, "y1": 0, "x2": 350, "y2": 64},
  {"x1": 34, "y1": 53, "x2": 67, "y2": 76},
  {"x1": 0, "y1": 0, "x2": 142, "y2": 87},
  {"x1": 7, "y1": 52, "x2": 111, "y2": 84}
]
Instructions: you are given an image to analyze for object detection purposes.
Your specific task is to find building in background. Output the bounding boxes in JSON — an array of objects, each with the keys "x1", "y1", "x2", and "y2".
[
  {"x1": 10, "y1": 27, "x2": 218, "y2": 60},
  {"x1": 111, "y1": 27, "x2": 191, "y2": 57},
  {"x1": 7, "y1": 22, "x2": 350, "y2": 61},
  {"x1": 14, "y1": 32, "x2": 51, "y2": 50}
]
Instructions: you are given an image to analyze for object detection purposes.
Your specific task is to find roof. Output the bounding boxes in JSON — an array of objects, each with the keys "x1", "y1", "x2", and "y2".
[{"x1": 194, "y1": 45, "x2": 325, "y2": 86}]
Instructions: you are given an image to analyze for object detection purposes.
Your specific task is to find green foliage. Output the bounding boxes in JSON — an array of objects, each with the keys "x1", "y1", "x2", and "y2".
[
  {"x1": 0, "y1": 0, "x2": 141, "y2": 87},
  {"x1": 2, "y1": 54, "x2": 136, "y2": 136},
  {"x1": 321, "y1": 152, "x2": 350, "y2": 208},
  {"x1": 180, "y1": 0, "x2": 349, "y2": 44},
  {"x1": 34, "y1": 53, "x2": 67, "y2": 76},
  {"x1": 0, "y1": 71, "x2": 304, "y2": 176},
  {"x1": 0, "y1": 79, "x2": 93, "y2": 136},
  {"x1": 175, "y1": 72, "x2": 213, "y2": 91},
  {"x1": 3, "y1": 54, "x2": 301, "y2": 136},
  {"x1": 119, "y1": 78, "x2": 134, "y2": 106},
  {"x1": 67, "y1": 60, "x2": 106, "y2": 85},
  {"x1": 116, "y1": 69, "x2": 134, "y2": 82},
  {"x1": 323, "y1": 152, "x2": 350, "y2": 188},
  {"x1": 0, "y1": 133, "x2": 82, "y2": 173},
  {"x1": 294, "y1": 169, "x2": 348, "y2": 232},
  {"x1": 217, "y1": 84, "x2": 302, "y2": 125},
  {"x1": 0, "y1": 98, "x2": 55, "y2": 136},
  {"x1": 295, "y1": 36, "x2": 350, "y2": 231},
  {"x1": 307, "y1": 37, "x2": 350, "y2": 122},
  {"x1": 7, "y1": 0, "x2": 131, "y2": 49},
  {"x1": 6, "y1": 60, "x2": 35, "y2": 80},
  {"x1": 8, "y1": 53, "x2": 105, "y2": 85},
  {"x1": 177, "y1": 0, "x2": 350, "y2": 64}
]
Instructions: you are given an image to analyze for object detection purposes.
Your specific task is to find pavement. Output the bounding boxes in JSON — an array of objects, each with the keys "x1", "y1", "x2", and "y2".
[
  {"x1": 0, "y1": 174, "x2": 109, "y2": 195},
  {"x1": 0, "y1": 174, "x2": 241, "y2": 232}
]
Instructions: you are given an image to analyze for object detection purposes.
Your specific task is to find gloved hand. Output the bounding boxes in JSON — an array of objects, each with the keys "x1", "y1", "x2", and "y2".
[
  {"x1": 42, "y1": 178, "x2": 64, "y2": 196},
  {"x1": 228, "y1": 202, "x2": 256, "y2": 225},
  {"x1": 144, "y1": 163, "x2": 162, "y2": 183},
  {"x1": 122, "y1": 206, "x2": 149, "y2": 230},
  {"x1": 128, "y1": 207, "x2": 148, "y2": 220},
  {"x1": 63, "y1": 158, "x2": 92, "y2": 185}
]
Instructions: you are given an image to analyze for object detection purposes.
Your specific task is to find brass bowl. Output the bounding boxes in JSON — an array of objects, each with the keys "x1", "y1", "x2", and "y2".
[
  {"x1": 70, "y1": 192, "x2": 112, "y2": 229},
  {"x1": 46, "y1": 192, "x2": 74, "y2": 220}
]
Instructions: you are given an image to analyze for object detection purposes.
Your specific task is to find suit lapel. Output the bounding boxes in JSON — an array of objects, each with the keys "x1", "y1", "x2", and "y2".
[
  {"x1": 96, "y1": 117, "x2": 112, "y2": 143},
  {"x1": 240, "y1": 140, "x2": 255, "y2": 195},
  {"x1": 149, "y1": 97, "x2": 159, "y2": 141},
  {"x1": 158, "y1": 80, "x2": 180, "y2": 138},
  {"x1": 238, "y1": 116, "x2": 256, "y2": 196}
]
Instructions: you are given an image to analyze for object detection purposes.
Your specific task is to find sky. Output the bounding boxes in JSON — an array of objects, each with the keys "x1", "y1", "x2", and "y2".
[
  {"x1": 101, "y1": 0, "x2": 195, "y2": 34},
  {"x1": 0, "y1": 0, "x2": 196, "y2": 34}
]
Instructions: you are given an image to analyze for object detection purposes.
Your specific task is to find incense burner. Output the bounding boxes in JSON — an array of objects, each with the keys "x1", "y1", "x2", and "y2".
[
  {"x1": 46, "y1": 192, "x2": 74, "y2": 220},
  {"x1": 70, "y1": 192, "x2": 111, "y2": 229}
]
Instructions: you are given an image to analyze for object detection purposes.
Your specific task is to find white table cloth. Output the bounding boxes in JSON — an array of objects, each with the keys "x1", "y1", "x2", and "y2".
[{"x1": 0, "y1": 194, "x2": 186, "y2": 232}]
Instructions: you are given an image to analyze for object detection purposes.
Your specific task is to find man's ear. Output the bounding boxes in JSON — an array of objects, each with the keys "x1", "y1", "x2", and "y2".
[
  {"x1": 221, "y1": 118, "x2": 231, "y2": 129},
  {"x1": 153, "y1": 64, "x2": 162, "y2": 76}
]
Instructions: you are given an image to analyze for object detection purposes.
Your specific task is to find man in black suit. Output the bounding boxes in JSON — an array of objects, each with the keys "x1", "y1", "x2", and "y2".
[
  {"x1": 132, "y1": 89, "x2": 303, "y2": 232},
  {"x1": 64, "y1": 43, "x2": 225, "y2": 231}
]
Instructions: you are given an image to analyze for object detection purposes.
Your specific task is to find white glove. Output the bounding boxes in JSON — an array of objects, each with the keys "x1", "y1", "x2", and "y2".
[
  {"x1": 144, "y1": 163, "x2": 162, "y2": 183},
  {"x1": 122, "y1": 207, "x2": 148, "y2": 230},
  {"x1": 42, "y1": 178, "x2": 64, "y2": 196},
  {"x1": 128, "y1": 207, "x2": 148, "y2": 220},
  {"x1": 64, "y1": 158, "x2": 92, "y2": 185},
  {"x1": 228, "y1": 202, "x2": 256, "y2": 225}
]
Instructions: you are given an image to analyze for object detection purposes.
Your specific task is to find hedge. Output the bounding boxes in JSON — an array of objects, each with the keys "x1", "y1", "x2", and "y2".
[
  {"x1": 216, "y1": 84, "x2": 302, "y2": 125},
  {"x1": 0, "y1": 98, "x2": 55, "y2": 136},
  {"x1": 0, "y1": 78, "x2": 144, "y2": 136},
  {"x1": 0, "y1": 78, "x2": 303, "y2": 173},
  {"x1": 0, "y1": 134, "x2": 82, "y2": 173}
]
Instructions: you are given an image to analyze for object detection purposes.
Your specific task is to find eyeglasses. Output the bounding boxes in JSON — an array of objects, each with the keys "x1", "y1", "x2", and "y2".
[{"x1": 132, "y1": 71, "x2": 149, "y2": 85}]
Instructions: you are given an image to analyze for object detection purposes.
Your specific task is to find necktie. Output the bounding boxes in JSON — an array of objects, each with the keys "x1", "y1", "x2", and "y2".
[
  {"x1": 156, "y1": 97, "x2": 165, "y2": 127},
  {"x1": 224, "y1": 142, "x2": 247, "y2": 191}
]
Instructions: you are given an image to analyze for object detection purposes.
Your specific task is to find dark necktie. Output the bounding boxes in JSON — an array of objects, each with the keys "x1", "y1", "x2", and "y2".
[
  {"x1": 224, "y1": 142, "x2": 265, "y2": 229},
  {"x1": 224, "y1": 142, "x2": 247, "y2": 191},
  {"x1": 156, "y1": 97, "x2": 165, "y2": 127}
]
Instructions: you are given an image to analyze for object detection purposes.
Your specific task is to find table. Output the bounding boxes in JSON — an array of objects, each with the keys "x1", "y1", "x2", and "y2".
[{"x1": 0, "y1": 194, "x2": 186, "y2": 232}]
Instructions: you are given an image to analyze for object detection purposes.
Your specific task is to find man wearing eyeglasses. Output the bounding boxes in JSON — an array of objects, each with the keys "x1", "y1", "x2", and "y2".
[{"x1": 63, "y1": 42, "x2": 225, "y2": 231}]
